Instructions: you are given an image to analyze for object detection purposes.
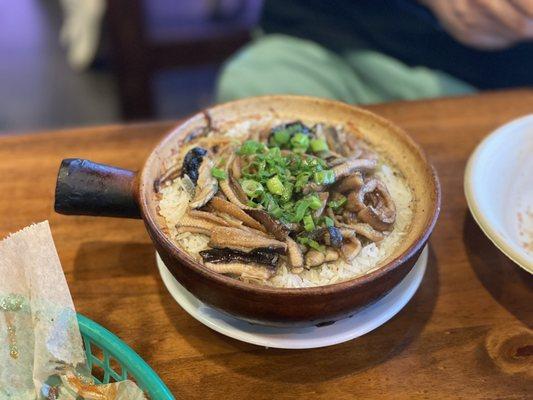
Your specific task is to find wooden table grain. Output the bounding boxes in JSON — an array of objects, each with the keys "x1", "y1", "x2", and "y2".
[{"x1": 1, "y1": 90, "x2": 532, "y2": 399}]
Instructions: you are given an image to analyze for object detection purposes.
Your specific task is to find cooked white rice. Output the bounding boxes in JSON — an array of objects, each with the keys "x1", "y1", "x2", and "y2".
[{"x1": 157, "y1": 121, "x2": 414, "y2": 288}]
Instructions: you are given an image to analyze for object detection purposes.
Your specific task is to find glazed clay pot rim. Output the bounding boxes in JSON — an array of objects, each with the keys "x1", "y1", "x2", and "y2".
[{"x1": 140, "y1": 95, "x2": 441, "y2": 295}]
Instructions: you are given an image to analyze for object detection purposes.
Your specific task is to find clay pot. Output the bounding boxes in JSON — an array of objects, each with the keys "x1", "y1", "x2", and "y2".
[{"x1": 55, "y1": 96, "x2": 440, "y2": 327}]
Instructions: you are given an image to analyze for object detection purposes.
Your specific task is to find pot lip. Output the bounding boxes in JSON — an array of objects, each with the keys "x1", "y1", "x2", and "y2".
[{"x1": 139, "y1": 95, "x2": 441, "y2": 296}]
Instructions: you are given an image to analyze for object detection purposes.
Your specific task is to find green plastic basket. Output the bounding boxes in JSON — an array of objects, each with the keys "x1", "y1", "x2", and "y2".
[{"x1": 77, "y1": 314, "x2": 174, "y2": 399}]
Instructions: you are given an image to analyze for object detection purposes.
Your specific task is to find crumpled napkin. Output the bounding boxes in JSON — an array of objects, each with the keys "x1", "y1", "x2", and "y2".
[{"x1": 0, "y1": 222, "x2": 146, "y2": 399}]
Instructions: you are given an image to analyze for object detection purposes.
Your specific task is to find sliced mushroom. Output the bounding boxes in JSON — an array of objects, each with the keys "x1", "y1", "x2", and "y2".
[
  {"x1": 286, "y1": 237, "x2": 304, "y2": 273},
  {"x1": 305, "y1": 250, "x2": 325, "y2": 268},
  {"x1": 313, "y1": 123, "x2": 327, "y2": 141},
  {"x1": 176, "y1": 226, "x2": 211, "y2": 236},
  {"x1": 321, "y1": 125, "x2": 345, "y2": 155},
  {"x1": 338, "y1": 222, "x2": 385, "y2": 242},
  {"x1": 347, "y1": 179, "x2": 396, "y2": 231},
  {"x1": 341, "y1": 210, "x2": 359, "y2": 223},
  {"x1": 204, "y1": 262, "x2": 274, "y2": 280},
  {"x1": 239, "y1": 225, "x2": 273, "y2": 238},
  {"x1": 338, "y1": 226, "x2": 355, "y2": 240},
  {"x1": 326, "y1": 207, "x2": 338, "y2": 223},
  {"x1": 178, "y1": 214, "x2": 221, "y2": 233},
  {"x1": 326, "y1": 155, "x2": 349, "y2": 167},
  {"x1": 345, "y1": 179, "x2": 379, "y2": 212},
  {"x1": 190, "y1": 157, "x2": 218, "y2": 208},
  {"x1": 332, "y1": 157, "x2": 377, "y2": 181},
  {"x1": 208, "y1": 197, "x2": 266, "y2": 232},
  {"x1": 359, "y1": 146, "x2": 379, "y2": 162},
  {"x1": 231, "y1": 156, "x2": 242, "y2": 180},
  {"x1": 302, "y1": 226, "x2": 343, "y2": 248},
  {"x1": 200, "y1": 248, "x2": 279, "y2": 267},
  {"x1": 187, "y1": 210, "x2": 240, "y2": 227},
  {"x1": 345, "y1": 136, "x2": 364, "y2": 158},
  {"x1": 325, "y1": 248, "x2": 339, "y2": 262},
  {"x1": 245, "y1": 209, "x2": 290, "y2": 240},
  {"x1": 219, "y1": 179, "x2": 250, "y2": 209},
  {"x1": 302, "y1": 182, "x2": 326, "y2": 195},
  {"x1": 322, "y1": 227, "x2": 344, "y2": 247},
  {"x1": 180, "y1": 174, "x2": 196, "y2": 197},
  {"x1": 358, "y1": 205, "x2": 396, "y2": 232},
  {"x1": 341, "y1": 238, "x2": 362, "y2": 262},
  {"x1": 217, "y1": 153, "x2": 251, "y2": 209},
  {"x1": 305, "y1": 248, "x2": 339, "y2": 268},
  {"x1": 209, "y1": 227, "x2": 287, "y2": 253},
  {"x1": 181, "y1": 147, "x2": 207, "y2": 184},
  {"x1": 335, "y1": 172, "x2": 364, "y2": 193}
]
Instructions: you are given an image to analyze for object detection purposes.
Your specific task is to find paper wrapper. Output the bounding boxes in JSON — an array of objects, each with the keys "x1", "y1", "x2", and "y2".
[{"x1": 0, "y1": 222, "x2": 146, "y2": 399}]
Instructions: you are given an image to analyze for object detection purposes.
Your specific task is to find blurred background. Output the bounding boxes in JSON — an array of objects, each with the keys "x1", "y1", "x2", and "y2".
[
  {"x1": 2, "y1": 0, "x2": 531, "y2": 134},
  {"x1": 0, "y1": 0, "x2": 261, "y2": 133}
]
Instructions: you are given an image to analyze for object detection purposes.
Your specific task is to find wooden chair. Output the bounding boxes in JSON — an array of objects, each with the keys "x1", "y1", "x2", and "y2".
[{"x1": 106, "y1": 0, "x2": 261, "y2": 119}]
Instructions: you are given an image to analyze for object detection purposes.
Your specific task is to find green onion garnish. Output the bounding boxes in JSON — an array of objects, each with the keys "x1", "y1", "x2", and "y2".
[
  {"x1": 314, "y1": 169, "x2": 335, "y2": 185},
  {"x1": 310, "y1": 138, "x2": 329, "y2": 153},
  {"x1": 295, "y1": 173, "x2": 310, "y2": 191},
  {"x1": 292, "y1": 200, "x2": 310, "y2": 222},
  {"x1": 297, "y1": 237, "x2": 325, "y2": 252},
  {"x1": 290, "y1": 132, "x2": 310, "y2": 151},
  {"x1": 266, "y1": 175, "x2": 284, "y2": 195},
  {"x1": 273, "y1": 129, "x2": 291, "y2": 145},
  {"x1": 303, "y1": 215, "x2": 315, "y2": 232},
  {"x1": 328, "y1": 195, "x2": 347, "y2": 210},
  {"x1": 323, "y1": 216, "x2": 334, "y2": 227},
  {"x1": 241, "y1": 179, "x2": 264, "y2": 198},
  {"x1": 307, "y1": 195, "x2": 322, "y2": 210},
  {"x1": 308, "y1": 239, "x2": 325, "y2": 252},
  {"x1": 211, "y1": 167, "x2": 227, "y2": 180},
  {"x1": 238, "y1": 140, "x2": 265, "y2": 155},
  {"x1": 280, "y1": 182, "x2": 293, "y2": 203}
]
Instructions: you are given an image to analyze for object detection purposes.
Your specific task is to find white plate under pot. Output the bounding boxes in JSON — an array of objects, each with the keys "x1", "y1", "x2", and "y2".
[
  {"x1": 465, "y1": 115, "x2": 533, "y2": 273},
  {"x1": 156, "y1": 246, "x2": 428, "y2": 349}
]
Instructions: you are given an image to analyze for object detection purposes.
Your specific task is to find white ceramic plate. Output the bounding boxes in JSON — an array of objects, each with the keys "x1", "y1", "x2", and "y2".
[
  {"x1": 465, "y1": 115, "x2": 533, "y2": 273},
  {"x1": 156, "y1": 246, "x2": 428, "y2": 349}
]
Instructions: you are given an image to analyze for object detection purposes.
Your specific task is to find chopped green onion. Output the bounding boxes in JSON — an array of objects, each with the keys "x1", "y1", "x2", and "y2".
[
  {"x1": 297, "y1": 237, "x2": 308, "y2": 245},
  {"x1": 314, "y1": 169, "x2": 335, "y2": 185},
  {"x1": 273, "y1": 129, "x2": 291, "y2": 145},
  {"x1": 238, "y1": 140, "x2": 264, "y2": 155},
  {"x1": 308, "y1": 195, "x2": 322, "y2": 210},
  {"x1": 273, "y1": 122, "x2": 310, "y2": 139},
  {"x1": 246, "y1": 200, "x2": 259, "y2": 208},
  {"x1": 292, "y1": 200, "x2": 310, "y2": 222},
  {"x1": 310, "y1": 138, "x2": 329, "y2": 153},
  {"x1": 211, "y1": 167, "x2": 227, "y2": 180},
  {"x1": 291, "y1": 133, "x2": 310, "y2": 151},
  {"x1": 323, "y1": 216, "x2": 334, "y2": 227},
  {"x1": 295, "y1": 173, "x2": 310, "y2": 191},
  {"x1": 263, "y1": 193, "x2": 283, "y2": 218},
  {"x1": 270, "y1": 205, "x2": 284, "y2": 218},
  {"x1": 303, "y1": 215, "x2": 315, "y2": 232},
  {"x1": 241, "y1": 179, "x2": 264, "y2": 198},
  {"x1": 308, "y1": 239, "x2": 325, "y2": 252},
  {"x1": 328, "y1": 195, "x2": 347, "y2": 210},
  {"x1": 266, "y1": 175, "x2": 284, "y2": 195},
  {"x1": 298, "y1": 236, "x2": 325, "y2": 252},
  {"x1": 280, "y1": 182, "x2": 293, "y2": 203},
  {"x1": 266, "y1": 148, "x2": 284, "y2": 168}
]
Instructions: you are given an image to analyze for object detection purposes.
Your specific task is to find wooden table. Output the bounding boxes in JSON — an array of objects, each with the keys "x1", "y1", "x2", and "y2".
[{"x1": 1, "y1": 90, "x2": 531, "y2": 399}]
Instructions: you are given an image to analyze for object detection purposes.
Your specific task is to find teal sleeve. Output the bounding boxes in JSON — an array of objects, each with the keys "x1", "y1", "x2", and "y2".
[{"x1": 217, "y1": 34, "x2": 474, "y2": 104}]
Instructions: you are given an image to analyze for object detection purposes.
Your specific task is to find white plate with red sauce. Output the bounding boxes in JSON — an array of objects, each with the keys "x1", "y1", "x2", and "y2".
[{"x1": 465, "y1": 115, "x2": 533, "y2": 273}]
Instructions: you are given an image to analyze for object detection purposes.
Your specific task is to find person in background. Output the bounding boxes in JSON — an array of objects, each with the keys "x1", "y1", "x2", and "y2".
[{"x1": 217, "y1": 0, "x2": 533, "y2": 104}]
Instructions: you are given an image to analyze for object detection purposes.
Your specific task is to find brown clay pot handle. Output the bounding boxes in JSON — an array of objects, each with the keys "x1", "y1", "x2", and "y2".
[{"x1": 54, "y1": 158, "x2": 141, "y2": 219}]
